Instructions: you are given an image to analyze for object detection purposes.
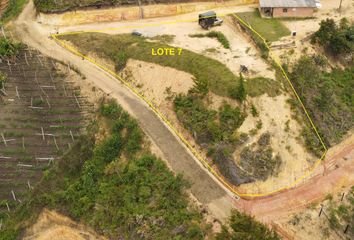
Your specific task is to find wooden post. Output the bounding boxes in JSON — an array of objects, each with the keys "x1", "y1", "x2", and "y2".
[
  {"x1": 74, "y1": 94, "x2": 81, "y2": 108},
  {"x1": 46, "y1": 98, "x2": 51, "y2": 108},
  {"x1": 344, "y1": 224, "x2": 349, "y2": 234},
  {"x1": 11, "y1": 190, "x2": 16, "y2": 201},
  {"x1": 53, "y1": 136, "x2": 59, "y2": 150},
  {"x1": 1, "y1": 133, "x2": 7, "y2": 147},
  {"x1": 37, "y1": 55, "x2": 43, "y2": 66},
  {"x1": 70, "y1": 130, "x2": 74, "y2": 142},
  {"x1": 63, "y1": 84, "x2": 67, "y2": 96},
  {"x1": 15, "y1": 86, "x2": 20, "y2": 99},
  {"x1": 339, "y1": 0, "x2": 343, "y2": 15},
  {"x1": 341, "y1": 193, "x2": 345, "y2": 201},
  {"x1": 24, "y1": 52, "x2": 29, "y2": 66},
  {"x1": 318, "y1": 205, "x2": 323, "y2": 217},
  {"x1": 41, "y1": 127, "x2": 45, "y2": 140},
  {"x1": 1, "y1": 27, "x2": 6, "y2": 39},
  {"x1": 27, "y1": 180, "x2": 32, "y2": 190},
  {"x1": 22, "y1": 137, "x2": 25, "y2": 150}
]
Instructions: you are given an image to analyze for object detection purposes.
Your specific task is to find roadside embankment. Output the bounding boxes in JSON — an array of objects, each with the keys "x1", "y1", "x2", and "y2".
[{"x1": 37, "y1": 0, "x2": 257, "y2": 26}]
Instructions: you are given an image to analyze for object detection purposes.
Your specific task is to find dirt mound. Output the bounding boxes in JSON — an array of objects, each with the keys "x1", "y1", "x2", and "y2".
[{"x1": 23, "y1": 209, "x2": 106, "y2": 240}]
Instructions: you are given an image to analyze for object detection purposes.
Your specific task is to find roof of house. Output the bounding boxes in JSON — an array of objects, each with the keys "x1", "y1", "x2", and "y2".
[{"x1": 259, "y1": 0, "x2": 317, "y2": 8}]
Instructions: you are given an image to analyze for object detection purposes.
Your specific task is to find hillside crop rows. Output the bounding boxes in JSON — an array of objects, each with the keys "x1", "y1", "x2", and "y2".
[{"x1": 0, "y1": 48, "x2": 92, "y2": 212}]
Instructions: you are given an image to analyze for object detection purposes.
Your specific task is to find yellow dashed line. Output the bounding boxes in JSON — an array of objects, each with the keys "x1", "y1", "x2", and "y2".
[{"x1": 51, "y1": 13, "x2": 327, "y2": 198}]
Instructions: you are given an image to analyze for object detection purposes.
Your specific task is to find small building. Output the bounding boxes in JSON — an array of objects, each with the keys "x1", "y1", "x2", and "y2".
[{"x1": 259, "y1": 0, "x2": 317, "y2": 18}]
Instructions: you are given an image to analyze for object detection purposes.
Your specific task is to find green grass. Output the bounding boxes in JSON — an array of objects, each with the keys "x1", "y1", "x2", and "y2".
[
  {"x1": 189, "y1": 31, "x2": 230, "y2": 49},
  {"x1": 61, "y1": 33, "x2": 239, "y2": 97},
  {"x1": 245, "y1": 77, "x2": 282, "y2": 97},
  {"x1": 1, "y1": 0, "x2": 28, "y2": 23},
  {"x1": 235, "y1": 10, "x2": 290, "y2": 42}
]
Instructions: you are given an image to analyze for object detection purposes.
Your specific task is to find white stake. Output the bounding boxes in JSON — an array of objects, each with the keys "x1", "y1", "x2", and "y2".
[{"x1": 11, "y1": 190, "x2": 16, "y2": 201}]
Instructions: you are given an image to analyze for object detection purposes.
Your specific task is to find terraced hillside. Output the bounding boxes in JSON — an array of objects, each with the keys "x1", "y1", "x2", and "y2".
[{"x1": 0, "y1": 46, "x2": 91, "y2": 213}]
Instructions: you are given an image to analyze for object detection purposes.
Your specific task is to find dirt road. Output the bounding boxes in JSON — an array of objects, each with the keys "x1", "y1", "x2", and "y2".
[
  {"x1": 9, "y1": 0, "x2": 354, "y2": 226},
  {"x1": 10, "y1": 0, "x2": 235, "y2": 221}
]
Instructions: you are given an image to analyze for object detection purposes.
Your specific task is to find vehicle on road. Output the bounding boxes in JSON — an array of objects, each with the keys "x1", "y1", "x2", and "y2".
[{"x1": 198, "y1": 11, "x2": 223, "y2": 29}]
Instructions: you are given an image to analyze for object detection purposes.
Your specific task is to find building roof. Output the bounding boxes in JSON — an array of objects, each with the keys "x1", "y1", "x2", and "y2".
[{"x1": 259, "y1": 0, "x2": 317, "y2": 8}]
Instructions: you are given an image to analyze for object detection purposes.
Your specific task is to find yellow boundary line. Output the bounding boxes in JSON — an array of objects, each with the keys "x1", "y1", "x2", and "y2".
[{"x1": 51, "y1": 13, "x2": 327, "y2": 198}]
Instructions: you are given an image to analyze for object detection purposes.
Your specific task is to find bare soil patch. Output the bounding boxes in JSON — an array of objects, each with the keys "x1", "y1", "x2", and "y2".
[{"x1": 23, "y1": 209, "x2": 106, "y2": 240}]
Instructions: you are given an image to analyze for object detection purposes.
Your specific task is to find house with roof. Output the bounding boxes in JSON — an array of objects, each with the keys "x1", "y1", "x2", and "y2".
[{"x1": 259, "y1": 0, "x2": 317, "y2": 18}]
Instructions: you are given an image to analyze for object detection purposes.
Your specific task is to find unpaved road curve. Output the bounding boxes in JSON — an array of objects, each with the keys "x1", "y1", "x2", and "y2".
[{"x1": 10, "y1": 0, "x2": 354, "y2": 226}]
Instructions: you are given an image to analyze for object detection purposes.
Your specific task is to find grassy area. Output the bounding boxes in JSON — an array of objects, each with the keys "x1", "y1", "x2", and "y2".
[
  {"x1": 0, "y1": 0, "x2": 28, "y2": 23},
  {"x1": 61, "y1": 33, "x2": 239, "y2": 97},
  {"x1": 189, "y1": 31, "x2": 230, "y2": 49},
  {"x1": 245, "y1": 77, "x2": 282, "y2": 97},
  {"x1": 235, "y1": 10, "x2": 290, "y2": 42}
]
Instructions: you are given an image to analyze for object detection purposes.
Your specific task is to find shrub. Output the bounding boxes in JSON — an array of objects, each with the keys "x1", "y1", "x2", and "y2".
[
  {"x1": 219, "y1": 104, "x2": 246, "y2": 133},
  {"x1": 0, "y1": 38, "x2": 23, "y2": 56},
  {"x1": 0, "y1": 71, "x2": 6, "y2": 89},
  {"x1": 251, "y1": 103, "x2": 259, "y2": 117},
  {"x1": 311, "y1": 18, "x2": 353, "y2": 58},
  {"x1": 190, "y1": 31, "x2": 230, "y2": 49},
  {"x1": 216, "y1": 210, "x2": 280, "y2": 240},
  {"x1": 290, "y1": 55, "x2": 353, "y2": 147},
  {"x1": 229, "y1": 73, "x2": 246, "y2": 102}
]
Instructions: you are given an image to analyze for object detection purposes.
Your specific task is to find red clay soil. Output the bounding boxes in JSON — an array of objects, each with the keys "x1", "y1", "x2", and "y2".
[
  {"x1": 232, "y1": 137, "x2": 354, "y2": 223},
  {"x1": 10, "y1": 0, "x2": 354, "y2": 226}
]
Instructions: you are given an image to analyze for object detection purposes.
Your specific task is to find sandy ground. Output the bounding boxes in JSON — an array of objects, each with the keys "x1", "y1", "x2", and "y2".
[
  {"x1": 282, "y1": 0, "x2": 354, "y2": 39},
  {"x1": 237, "y1": 93, "x2": 316, "y2": 194},
  {"x1": 7, "y1": 1, "x2": 354, "y2": 238},
  {"x1": 23, "y1": 209, "x2": 106, "y2": 240},
  {"x1": 125, "y1": 56, "x2": 315, "y2": 195},
  {"x1": 108, "y1": 17, "x2": 313, "y2": 194},
  {"x1": 272, "y1": 0, "x2": 354, "y2": 65},
  {"x1": 123, "y1": 59, "x2": 194, "y2": 106},
  {"x1": 279, "y1": 185, "x2": 353, "y2": 240}
]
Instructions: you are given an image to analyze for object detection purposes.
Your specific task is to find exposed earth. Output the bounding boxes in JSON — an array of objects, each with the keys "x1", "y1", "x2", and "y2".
[{"x1": 3, "y1": 0, "x2": 353, "y2": 239}]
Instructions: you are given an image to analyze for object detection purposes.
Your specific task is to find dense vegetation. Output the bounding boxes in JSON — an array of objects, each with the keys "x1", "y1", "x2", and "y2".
[
  {"x1": 174, "y1": 95, "x2": 245, "y2": 145},
  {"x1": 216, "y1": 210, "x2": 280, "y2": 240},
  {"x1": 0, "y1": 0, "x2": 28, "y2": 23},
  {"x1": 0, "y1": 100, "x2": 280, "y2": 240},
  {"x1": 34, "y1": 0, "x2": 224, "y2": 13},
  {"x1": 290, "y1": 55, "x2": 353, "y2": 147},
  {"x1": 0, "y1": 101, "x2": 209, "y2": 239},
  {"x1": 189, "y1": 31, "x2": 230, "y2": 49},
  {"x1": 312, "y1": 18, "x2": 353, "y2": 64},
  {"x1": 240, "y1": 132, "x2": 282, "y2": 181}
]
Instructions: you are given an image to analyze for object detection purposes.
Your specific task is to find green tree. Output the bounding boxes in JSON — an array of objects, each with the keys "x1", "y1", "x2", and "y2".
[
  {"x1": 312, "y1": 18, "x2": 337, "y2": 46},
  {"x1": 216, "y1": 210, "x2": 280, "y2": 240},
  {"x1": 229, "y1": 73, "x2": 246, "y2": 102}
]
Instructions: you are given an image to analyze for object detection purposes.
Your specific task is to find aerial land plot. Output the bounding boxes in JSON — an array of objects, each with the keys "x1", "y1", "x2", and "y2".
[{"x1": 59, "y1": 17, "x2": 321, "y2": 195}]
